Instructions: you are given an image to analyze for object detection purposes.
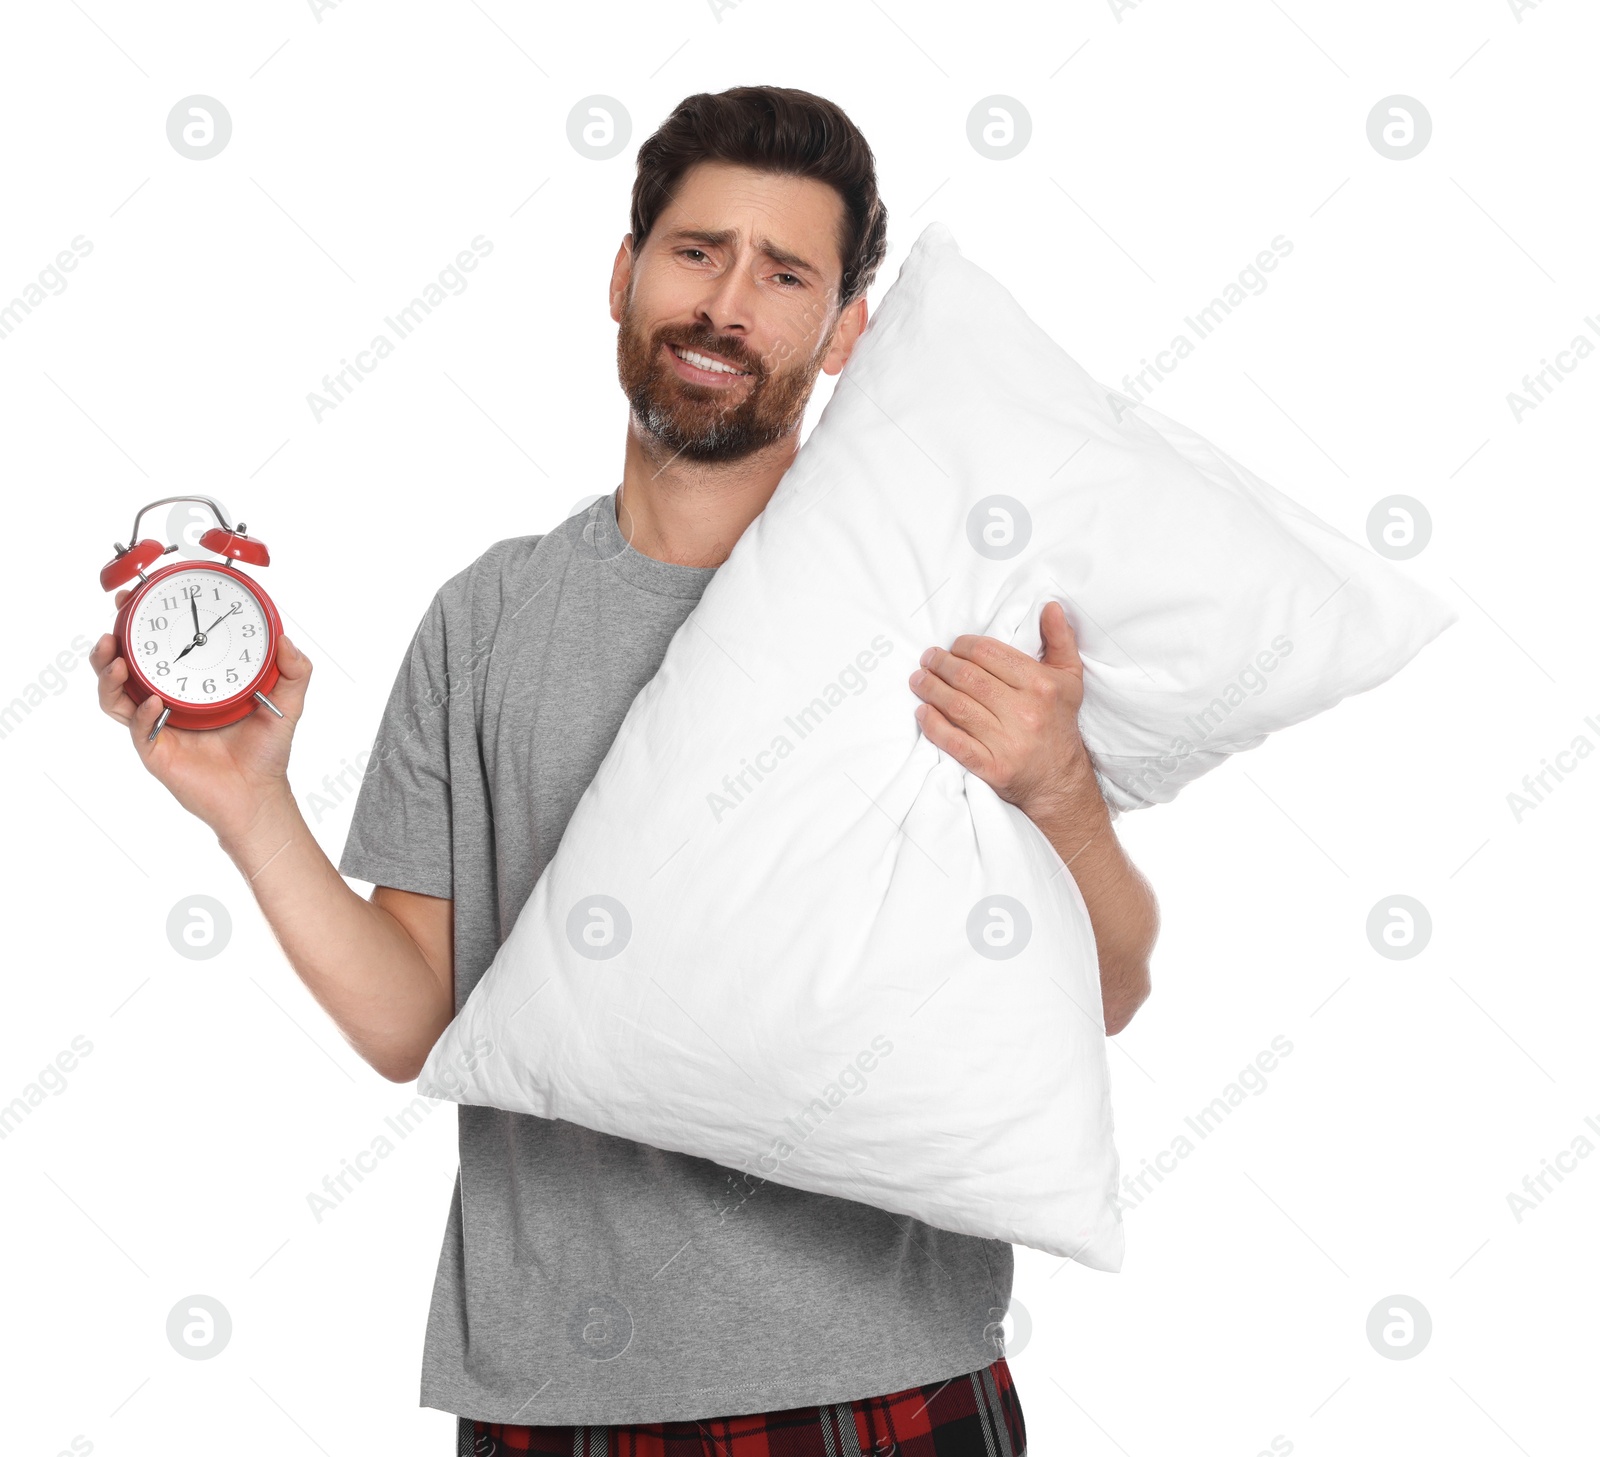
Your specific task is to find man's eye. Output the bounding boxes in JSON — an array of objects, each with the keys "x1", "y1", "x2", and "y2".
[
  {"x1": 681, "y1": 248, "x2": 709, "y2": 262},
  {"x1": 774, "y1": 273, "x2": 802, "y2": 287}
]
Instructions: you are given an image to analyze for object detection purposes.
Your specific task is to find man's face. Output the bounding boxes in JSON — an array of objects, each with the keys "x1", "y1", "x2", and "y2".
[{"x1": 611, "y1": 162, "x2": 862, "y2": 463}]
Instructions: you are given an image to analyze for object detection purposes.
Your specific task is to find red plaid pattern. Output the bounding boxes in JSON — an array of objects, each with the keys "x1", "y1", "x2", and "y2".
[{"x1": 458, "y1": 1357, "x2": 1026, "y2": 1456}]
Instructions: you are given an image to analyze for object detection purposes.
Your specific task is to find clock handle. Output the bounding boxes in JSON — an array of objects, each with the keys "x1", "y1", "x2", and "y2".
[
  {"x1": 127, "y1": 495, "x2": 234, "y2": 547},
  {"x1": 253, "y1": 691, "x2": 285, "y2": 719}
]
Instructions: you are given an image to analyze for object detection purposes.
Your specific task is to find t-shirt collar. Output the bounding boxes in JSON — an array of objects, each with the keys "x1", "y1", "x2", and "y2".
[{"x1": 585, "y1": 487, "x2": 720, "y2": 600}]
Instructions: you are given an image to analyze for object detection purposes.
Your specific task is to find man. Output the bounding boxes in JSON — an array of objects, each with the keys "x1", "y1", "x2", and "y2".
[{"x1": 93, "y1": 86, "x2": 1157, "y2": 1455}]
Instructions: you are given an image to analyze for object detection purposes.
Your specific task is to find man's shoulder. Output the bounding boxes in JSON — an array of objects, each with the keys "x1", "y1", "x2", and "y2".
[
  {"x1": 436, "y1": 505, "x2": 595, "y2": 601},
  {"x1": 425, "y1": 503, "x2": 595, "y2": 632},
  {"x1": 446, "y1": 532, "x2": 544, "y2": 590}
]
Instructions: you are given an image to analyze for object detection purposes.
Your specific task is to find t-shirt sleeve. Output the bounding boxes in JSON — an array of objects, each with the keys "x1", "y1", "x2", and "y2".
[{"x1": 337, "y1": 591, "x2": 455, "y2": 899}]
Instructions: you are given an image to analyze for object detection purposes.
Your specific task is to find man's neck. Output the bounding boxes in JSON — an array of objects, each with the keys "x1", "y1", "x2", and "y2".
[{"x1": 615, "y1": 421, "x2": 799, "y2": 568}]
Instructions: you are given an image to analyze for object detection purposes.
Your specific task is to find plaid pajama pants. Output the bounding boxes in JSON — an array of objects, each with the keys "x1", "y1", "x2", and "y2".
[{"x1": 456, "y1": 1356, "x2": 1026, "y2": 1456}]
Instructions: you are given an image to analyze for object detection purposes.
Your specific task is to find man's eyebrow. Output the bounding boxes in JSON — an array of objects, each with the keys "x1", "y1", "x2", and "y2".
[{"x1": 662, "y1": 227, "x2": 823, "y2": 279}]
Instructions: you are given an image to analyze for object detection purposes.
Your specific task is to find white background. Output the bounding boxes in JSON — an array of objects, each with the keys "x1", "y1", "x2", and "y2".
[{"x1": 2, "y1": 1, "x2": 1596, "y2": 1453}]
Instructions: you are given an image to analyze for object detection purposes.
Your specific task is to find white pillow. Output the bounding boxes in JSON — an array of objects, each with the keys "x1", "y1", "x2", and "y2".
[{"x1": 417, "y1": 222, "x2": 1454, "y2": 1268}]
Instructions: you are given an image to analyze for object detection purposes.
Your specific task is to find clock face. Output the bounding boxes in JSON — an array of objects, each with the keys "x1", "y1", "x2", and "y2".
[{"x1": 128, "y1": 568, "x2": 272, "y2": 706}]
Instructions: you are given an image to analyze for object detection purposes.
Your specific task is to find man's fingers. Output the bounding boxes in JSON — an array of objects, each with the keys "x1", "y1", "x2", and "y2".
[
  {"x1": 1039, "y1": 600, "x2": 1084, "y2": 674},
  {"x1": 919, "y1": 645, "x2": 1007, "y2": 711},
  {"x1": 127, "y1": 692, "x2": 166, "y2": 760},
  {"x1": 914, "y1": 701, "x2": 990, "y2": 778},
  {"x1": 94, "y1": 646, "x2": 137, "y2": 723},
  {"x1": 275, "y1": 635, "x2": 311, "y2": 679},
  {"x1": 262, "y1": 636, "x2": 313, "y2": 721},
  {"x1": 910, "y1": 660, "x2": 996, "y2": 734},
  {"x1": 944, "y1": 633, "x2": 1035, "y2": 692}
]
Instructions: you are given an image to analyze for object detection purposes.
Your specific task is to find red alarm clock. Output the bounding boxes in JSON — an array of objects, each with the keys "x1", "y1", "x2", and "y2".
[{"x1": 100, "y1": 495, "x2": 285, "y2": 742}]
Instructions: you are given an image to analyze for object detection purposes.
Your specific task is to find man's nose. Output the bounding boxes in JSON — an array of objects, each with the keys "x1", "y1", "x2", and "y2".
[{"x1": 694, "y1": 264, "x2": 759, "y2": 336}]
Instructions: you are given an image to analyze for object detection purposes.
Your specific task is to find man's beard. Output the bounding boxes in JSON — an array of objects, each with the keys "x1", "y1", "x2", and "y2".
[{"x1": 616, "y1": 295, "x2": 828, "y2": 463}]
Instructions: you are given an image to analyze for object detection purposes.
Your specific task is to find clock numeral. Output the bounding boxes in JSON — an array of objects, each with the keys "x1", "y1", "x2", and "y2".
[
  {"x1": 240, "y1": 649, "x2": 251, "y2": 663},
  {"x1": 225, "y1": 668, "x2": 239, "y2": 685},
  {"x1": 146, "y1": 615, "x2": 168, "y2": 631},
  {"x1": 154, "y1": 661, "x2": 169, "y2": 676},
  {"x1": 241, "y1": 624, "x2": 256, "y2": 638},
  {"x1": 176, "y1": 676, "x2": 187, "y2": 691},
  {"x1": 179, "y1": 585, "x2": 200, "y2": 600},
  {"x1": 143, "y1": 639, "x2": 158, "y2": 654},
  {"x1": 160, "y1": 595, "x2": 177, "y2": 611},
  {"x1": 202, "y1": 678, "x2": 215, "y2": 694}
]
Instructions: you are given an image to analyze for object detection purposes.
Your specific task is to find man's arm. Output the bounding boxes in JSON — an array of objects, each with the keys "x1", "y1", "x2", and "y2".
[
  {"x1": 90, "y1": 597, "x2": 454, "y2": 1083},
  {"x1": 909, "y1": 599, "x2": 1158, "y2": 1036},
  {"x1": 1013, "y1": 758, "x2": 1156, "y2": 1035},
  {"x1": 216, "y1": 794, "x2": 456, "y2": 1080}
]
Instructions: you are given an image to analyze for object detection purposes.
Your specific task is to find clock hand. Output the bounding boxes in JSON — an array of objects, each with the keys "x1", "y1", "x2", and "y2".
[
  {"x1": 171, "y1": 595, "x2": 205, "y2": 659},
  {"x1": 174, "y1": 601, "x2": 238, "y2": 663}
]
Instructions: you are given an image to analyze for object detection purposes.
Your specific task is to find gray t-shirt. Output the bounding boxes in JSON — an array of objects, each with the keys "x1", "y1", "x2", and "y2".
[{"x1": 338, "y1": 492, "x2": 1011, "y2": 1427}]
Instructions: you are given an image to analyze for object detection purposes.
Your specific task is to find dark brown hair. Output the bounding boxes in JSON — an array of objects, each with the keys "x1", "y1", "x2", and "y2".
[{"x1": 630, "y1": 86, "x2": 888, "y2": 309}]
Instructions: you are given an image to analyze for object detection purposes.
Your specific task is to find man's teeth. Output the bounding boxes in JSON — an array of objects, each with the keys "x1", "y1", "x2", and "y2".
[{"x1": 675, "y1": 345, "x2": 746, "y2": 375}]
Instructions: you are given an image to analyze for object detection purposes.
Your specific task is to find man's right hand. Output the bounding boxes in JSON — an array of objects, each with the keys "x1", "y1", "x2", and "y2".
[{"x1": 89, "y1": 588, "x2": 315, "y2": 846}]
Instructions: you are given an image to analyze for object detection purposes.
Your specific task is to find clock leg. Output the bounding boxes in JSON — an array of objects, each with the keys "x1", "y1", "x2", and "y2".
[
  {"x1": 253, "y1": 690, "x2": 285, "y2": 719},
  {"x1": 146, "y1": 705, "x2": 171, "y2": 743}
]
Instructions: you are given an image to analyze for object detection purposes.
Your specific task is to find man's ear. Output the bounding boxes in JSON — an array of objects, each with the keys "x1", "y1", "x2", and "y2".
[
  {"x1": 820, "y1": 294, "x2": 868, "y2": 377},
  {"x1": 608, "y1": 235, "x2": 634, "y2": 324}
]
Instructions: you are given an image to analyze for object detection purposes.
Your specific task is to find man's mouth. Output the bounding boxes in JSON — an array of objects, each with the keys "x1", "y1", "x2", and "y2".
[{"x1": 667, "y1": 342, "x2": 752, "y2": 378}]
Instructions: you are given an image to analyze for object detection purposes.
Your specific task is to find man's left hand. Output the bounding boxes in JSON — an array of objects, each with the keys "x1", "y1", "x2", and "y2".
[{"x1": 908, "y1": 598, "x2": 1093, "y2": 819}]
